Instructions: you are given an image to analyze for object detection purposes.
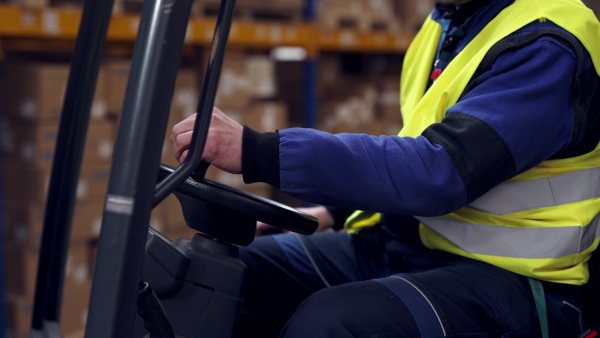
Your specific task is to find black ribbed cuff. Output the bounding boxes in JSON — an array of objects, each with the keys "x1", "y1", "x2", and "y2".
[{"x1": 242, "y1": 126, "x2": 281, "y2": 188}]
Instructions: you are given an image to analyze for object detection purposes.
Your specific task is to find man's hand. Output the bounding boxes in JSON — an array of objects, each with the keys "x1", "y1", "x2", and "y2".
[
  {"x1": 255, "y1": 205, "x2": 336, "y2": 236},
  {"x1": 171, "y1": 107, "x2": 243, "y2": 174}
]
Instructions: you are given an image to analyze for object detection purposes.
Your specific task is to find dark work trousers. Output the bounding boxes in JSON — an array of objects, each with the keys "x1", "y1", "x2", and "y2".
[{"x1": 237, "y1": 224, "x2": 585, "y2": 338}]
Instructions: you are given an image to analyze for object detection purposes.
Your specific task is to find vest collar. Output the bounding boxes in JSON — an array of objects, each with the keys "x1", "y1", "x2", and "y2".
[{"x1": 433, "y1": 0, "x2": 514, "y2": 24}]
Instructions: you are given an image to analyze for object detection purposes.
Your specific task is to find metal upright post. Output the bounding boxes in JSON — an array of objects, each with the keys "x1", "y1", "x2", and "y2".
[
  {"x1": 84, "y1": 0, "x2": 205, "y2": 335},
  {"x1": 29, "y1": 0, "x2": 115, "y2": 336},
  {"x1": 0, "y1": 117, "x2": 6, "y2": 338},
  {"x1": 303, "y1": 0, "x2": 318, "y2": 129}
]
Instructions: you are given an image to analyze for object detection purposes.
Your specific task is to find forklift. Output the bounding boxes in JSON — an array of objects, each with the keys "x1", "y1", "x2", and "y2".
[
  {"x1": 25, "y1": 0, "x2": 600, "y2": 336},
  {"x1": 28, "y1": 0, "x2": 318, "y2": 337}
]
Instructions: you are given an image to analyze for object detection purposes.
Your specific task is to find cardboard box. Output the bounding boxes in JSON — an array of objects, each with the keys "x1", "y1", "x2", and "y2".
[
  {"x1": 1, "y1": 117, "x2": 114, "y2": 170},
  {"x1": 4, "y1": 240, "x2": 93, "y2": 298},
  {"x1": 395, "y1": 0, "x2": 434, "y2": 32},
  {"x1": 210, "y1": 51, "x2": 250, "y2": 109},
  {"x1": 318, "y1": 0, "x2": 364, "y2": 19},
  {"x1": 102, "y1": 59, "x2": 131, "y2": 115},
  {"x1": 378, "y1": 104, "x2": 402, "y2": 126},
  {"x1": 214, "y1": 106, "x2": 243, "y2": 127},
  {"x1": 245, "y1": 101, "x2": 289, "y2": 132},
  {"x1": 274, "y1": 60, "x2": 304, "y2": 125},
  {"x1": 376, "y1": 76, "x2": 402, "y2": 125},
  {"x1": 2, "y1": 163, "x2": 111, "y2": 204},
  {"x1": 245, "y1": 56, "x2": 277, "y2": 99},
  {"x1": 362, "y1": 0, "x2": 395, "y2": 16},
  {"x1": 50, "y1": 0, "x2": 85, "y2": 9},
  {"x1": 5, "y1": 281, "x2": 91, "y2": 338},
  {"x1": 215, "y1": 101, "x2": 288, "y2": 133},
  {"x1": 90, "y1": 66, "x2": 110, "y2": 121},
  {"x1": 319, "y1": 0, "x2": 399, "y2": 31},
  {"x1": 369, "y1": 120, "x2": 403, "y2": 137},
  {"x1": 0, "y1": 63, "x2": 69, "y2": 121},
  {"x1": 317, "y1": 56, "x2": 343, "y2": 99},
  {"x1": 4, "y1": 294, "x2": 31, "y2": 338},
  {"x1": 171, "y1": 69, "x2": 199, "y2": 121},
  {"x1": 317, "y1": 82, "x2": 377, "y2": 133},
  {"x1": 0, "y1": 62, "x2": 108, "y2": 123},
  {"x1": 4, "y1": 0, "x2": 48, "y2": 9},
  {"x1": 4, "y1": 246, "x2": 38, "y2": 297},
  {"x1": 59, "y1": 281, "x2": 92, "y2": 337},
  {"x1": 3, "y1": 198, "x2": 105, "y2": 248}
]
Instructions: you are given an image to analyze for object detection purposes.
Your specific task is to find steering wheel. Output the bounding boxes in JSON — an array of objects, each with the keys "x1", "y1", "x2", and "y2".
[{"x1": 157, "y1": 164, "x2": 318, "y2": 246}]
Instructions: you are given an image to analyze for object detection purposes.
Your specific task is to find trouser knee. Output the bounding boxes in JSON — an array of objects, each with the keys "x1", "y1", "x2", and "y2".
[{"x1": 280, "y1": 281, "x2": 419, "y2": 338}]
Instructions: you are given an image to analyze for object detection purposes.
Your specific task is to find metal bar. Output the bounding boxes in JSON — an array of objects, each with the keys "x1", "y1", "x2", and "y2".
[
  {"x1": 303, "y1": 0, "x2": 317, "y2": 129},
  {"x1": 153, "y1": 0, "x2": 237, "y2": 205},
  {"x1": 303, "y1": 60, "x2": 317, "y2": 129},
  {"x1": 30, "y1": 0, "x2": 115, "y2": 333},
  {"x1": 0, "y1": 57, "x2": 6, "y2": 337},
  {"x1": 84, "y1": 0, "x2": 194, "y2": 336},
  {"x1": 304, "y1": 0, "x2": 316, "y2": 20},
  {"x1": 0, "y1": 149, "x2": 5, "y2": 338}
]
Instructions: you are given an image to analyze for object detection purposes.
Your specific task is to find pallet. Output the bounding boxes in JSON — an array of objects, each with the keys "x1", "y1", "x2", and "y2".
[
  {"x1": 362, "y1": 14, "x2": 400, "y2": 32},
  {"x1": 111, "y1": 0, "x2": 304, "y2": 22},
  {"x1": 7, "y1": 0, "x2": 49, "y2": 9},
  {"x1": 192, "y1": 0, "x2": 304, "y2": 23},
  {"x1": 112, "y1": 0, "x2": 143, "y2": 15},
  {"x1": 320, "y1": 10, "x2": 400, "y2": 32}
]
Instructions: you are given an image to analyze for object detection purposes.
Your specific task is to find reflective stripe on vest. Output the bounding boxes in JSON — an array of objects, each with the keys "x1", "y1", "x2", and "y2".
[
  {"x1": 468, "y1": 166, "x2": 600, "y2": 215},
  {"x1": 416, "y1": 213, "x2": 600, "y2": 259}
]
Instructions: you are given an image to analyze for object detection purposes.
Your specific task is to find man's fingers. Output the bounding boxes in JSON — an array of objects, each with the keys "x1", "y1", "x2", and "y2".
[
  {"x1": 173, "y1": 130, "x2": 193, "y2": 163},
  {"x1": 178, "y1": 149, "x2": 189, "y2": 163},
  {"x1": 171, "y1": 113, "x2": 197, "y2": 141}
]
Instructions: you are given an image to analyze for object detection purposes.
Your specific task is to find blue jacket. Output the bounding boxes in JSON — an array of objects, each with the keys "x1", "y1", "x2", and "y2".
[{"x1": 241, "y1": 0, "x2": 599, "y2": 235}]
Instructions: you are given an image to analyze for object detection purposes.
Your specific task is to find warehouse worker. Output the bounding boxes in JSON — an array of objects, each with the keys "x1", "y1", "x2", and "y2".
[{"x1": 172, "y1": 0, "x2": 600, "y2": 336}]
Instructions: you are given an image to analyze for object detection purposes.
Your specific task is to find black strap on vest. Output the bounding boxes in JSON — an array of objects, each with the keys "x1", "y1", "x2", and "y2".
[{"x1": 462, "y1": 27, "x2": 600, "y2": 158}]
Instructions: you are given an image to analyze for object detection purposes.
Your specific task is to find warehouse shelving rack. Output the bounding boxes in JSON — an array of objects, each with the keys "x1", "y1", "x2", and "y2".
[
  {"x1": 0, "y1": 3, "x2": 413, "y2": 52},
  {"x1": 0, "y1": 1, "x2": 414, "y2": 336},
  {"x1": 0, "y1": 2, "x2": 413, "y2": 129},
  {"x1": 0, "y1": 136, "x2": 5, "y2": 336},
  {"x1": 0, "y1": 2, "x2": 413, "y2": 130},
  {"x1": 3, "y1": 0, "x2": 320, "y2": 336}
]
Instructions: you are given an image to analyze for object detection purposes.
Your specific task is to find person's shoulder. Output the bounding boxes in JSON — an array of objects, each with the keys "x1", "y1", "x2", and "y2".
[
  {"x1": 509, "y1": 21, "x2": 571, "y2": 39},
  {"x1": 504, "y1": 20, "x2": 591, "y2": 71}
]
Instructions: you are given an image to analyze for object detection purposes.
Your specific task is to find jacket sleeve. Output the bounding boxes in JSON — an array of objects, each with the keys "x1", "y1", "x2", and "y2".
[{"x1": 242, "y1": 34, "x2": 583, "y2": 217}]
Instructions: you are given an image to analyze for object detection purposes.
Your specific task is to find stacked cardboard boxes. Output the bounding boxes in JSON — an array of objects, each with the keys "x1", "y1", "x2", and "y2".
[
  {"x1": 276, "y1": 54, "x2": 403, "y2": 136},
  {"x1": 42, "y1": 0, "x2": 305, "y2": 21},
  {"x1": 0, "y1": 0, "x2": 47, "y2": 9},
  {"x1": 0, "y1": 62, "x2": 111, "y2": 337},
  {"x1": 0, "y1": 43, "x2": 403, "y2": 338},
  {"x1": 317, "y1": 81, "x2": 378, "y2": 134},
  {"x1": 318, "y1": 0, "x2": 401, "y2": 32},
  {"x1": 395, "y1": 0, "x2": 435, "y2": 32},
  {"x1": 192, "y1": 0, "x2": 305, "y2": 22},
  {"x1": 1, "y1": 0, "x2": 438, "y2": 35}
]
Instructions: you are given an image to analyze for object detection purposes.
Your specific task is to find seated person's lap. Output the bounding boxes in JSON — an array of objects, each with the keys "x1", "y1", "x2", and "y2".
[{"x1": 238, "y1": 227, "x2": 583, "y2": 337}]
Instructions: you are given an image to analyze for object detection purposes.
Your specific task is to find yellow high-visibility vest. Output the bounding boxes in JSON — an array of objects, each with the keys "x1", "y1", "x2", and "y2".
[{"x1": 346, "y1": 0, "x2": 600, "y2": 285}]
